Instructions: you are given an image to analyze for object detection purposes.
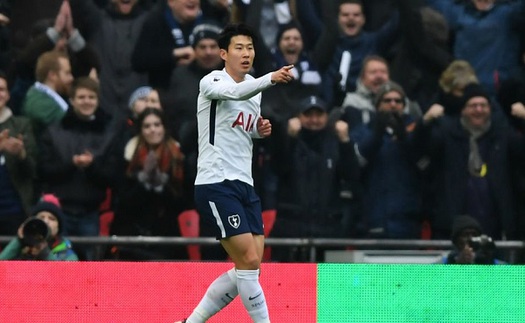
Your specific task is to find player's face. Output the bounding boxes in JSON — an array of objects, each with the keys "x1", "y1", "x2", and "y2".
[
  {"x1": 141, "y1": 114, "x2": 165, "y2": 147},
  {"x1": 70, "y1": 88, "x2": 99, "y2": 120},
  {"x1": 221, "y1": 35, "x2": 254, "y2": 82}
]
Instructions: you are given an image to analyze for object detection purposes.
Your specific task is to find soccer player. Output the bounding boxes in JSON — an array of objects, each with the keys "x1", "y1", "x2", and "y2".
[{"x1": 175, "y1": 23, "x2": 294, "y2": 323}]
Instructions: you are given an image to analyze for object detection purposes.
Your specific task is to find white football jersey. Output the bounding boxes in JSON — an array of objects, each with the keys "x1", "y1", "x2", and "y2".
[{"x1": 195, "y1": 69, "x2": 274, "y2": 186}]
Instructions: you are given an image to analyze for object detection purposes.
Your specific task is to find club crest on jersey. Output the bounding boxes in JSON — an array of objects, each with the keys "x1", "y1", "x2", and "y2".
[
  {"x1": 228, "y1": 214, "x2": 241, "y2": 229},
  {"x1": 232, "y1": 112, "x2": 256, "y2": 132}
]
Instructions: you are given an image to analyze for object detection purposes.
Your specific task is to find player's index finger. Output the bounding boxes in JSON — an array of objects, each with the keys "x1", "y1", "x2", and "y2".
[{"x1": 284, "y1": 64, "x2": 294, "y2": 70}]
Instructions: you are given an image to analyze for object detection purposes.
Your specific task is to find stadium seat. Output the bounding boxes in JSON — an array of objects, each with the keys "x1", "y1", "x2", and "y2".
[
  {"x1": 262, "y1": 209, "x2": 276, "y2": 261},
  {"x1": 99, "y1": 188, "x2": 114, "y2": 237},
  {"x1": 178, "y1": 209, "x2": 201, "y2": 260}
]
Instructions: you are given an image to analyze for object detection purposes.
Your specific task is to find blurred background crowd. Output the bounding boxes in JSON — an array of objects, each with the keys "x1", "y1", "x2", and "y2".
[{"x1": 0, "y1": 0, "x2": 524, "y2": 263}]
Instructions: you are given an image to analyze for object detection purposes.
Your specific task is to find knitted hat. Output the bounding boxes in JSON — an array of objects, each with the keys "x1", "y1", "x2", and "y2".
[
  {"x1": 190, "y1": 23, "x2": 222, "y2": 47},
  {"x1": 451, "y1": 215, "x2": 483, "y2": 243},
  {"x1": 31, "y1": 200, "x2": 65, "y2": 235},
  {"x1": 461, "y1": 83, "x2": 490, "y2": 109},
  {"x1": 374, "y1": 81, "x2": 406, "y2": 108},
  {"x1": 128, "y1": 86, "x2": 153, "y2": 109}
]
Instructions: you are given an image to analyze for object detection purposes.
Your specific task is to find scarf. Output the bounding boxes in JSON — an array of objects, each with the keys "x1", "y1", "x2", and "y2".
[
  {"x1": 460, "y1": 117, "x2": 491, "y2": 177},
  {"x1": 127, "y1": 137, "x2": 185, "y2": 195}
]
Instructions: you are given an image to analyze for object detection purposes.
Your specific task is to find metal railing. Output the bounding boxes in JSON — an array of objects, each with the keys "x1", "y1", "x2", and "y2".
[{"x1": 2, "y1": 236, "x2": 524, "y2": 262}]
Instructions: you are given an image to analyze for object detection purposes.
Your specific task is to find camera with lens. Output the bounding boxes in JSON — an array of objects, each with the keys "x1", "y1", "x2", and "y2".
[
  {"x1": 21, "y1": 217, "x2": 50, "y2": 247},
  {"x1": 468, "y1": 234, "x2": 495, "y2": 253}
]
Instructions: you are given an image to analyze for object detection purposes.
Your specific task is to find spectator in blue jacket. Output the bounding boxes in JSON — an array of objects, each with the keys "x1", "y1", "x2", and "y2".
[{"x1": 350, "y1": 81, "x2": 424, "y2": 238}]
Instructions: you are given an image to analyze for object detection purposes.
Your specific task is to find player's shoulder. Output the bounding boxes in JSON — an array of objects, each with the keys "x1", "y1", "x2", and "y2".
[{"x1": 201, "y1": 69, "x2": 227, "y2": 82}]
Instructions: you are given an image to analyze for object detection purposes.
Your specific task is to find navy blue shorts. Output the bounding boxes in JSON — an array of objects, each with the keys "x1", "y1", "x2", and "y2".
[{"x1": 194, "y1": 180, "x2": 264, "y2": 239}]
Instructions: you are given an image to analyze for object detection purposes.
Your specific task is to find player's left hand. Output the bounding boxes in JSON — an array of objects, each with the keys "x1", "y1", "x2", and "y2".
[{"x1": 257, "y1": 117, "x2": 272, "y2": 137}]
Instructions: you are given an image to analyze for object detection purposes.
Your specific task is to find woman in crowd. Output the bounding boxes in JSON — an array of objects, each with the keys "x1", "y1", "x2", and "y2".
[{"x1": 109, "y1": 107, "x2": 187, "y2": 260}]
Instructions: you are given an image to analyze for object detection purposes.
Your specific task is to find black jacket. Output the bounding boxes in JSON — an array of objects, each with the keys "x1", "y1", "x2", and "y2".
[{"x1": 38, "y1": 108, "x2": 119, "y2": 214}]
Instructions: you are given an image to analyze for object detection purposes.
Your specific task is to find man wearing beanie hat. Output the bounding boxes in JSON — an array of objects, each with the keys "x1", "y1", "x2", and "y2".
[
  {"x1": 418, "y1": 80, "x2": 525, "y2": 241},
  {"x1": 374, "y1": 80, "x2": 406, "y2": 109},
  {"x1": 190, "y1": 23, "x2": 222, "y2": 48},
  {"x1": 444, "y1": 215, "x2": 504, "y2": 264},
  {"x1": 0, "y1": 196, "x2": 79, "y2": 261}
]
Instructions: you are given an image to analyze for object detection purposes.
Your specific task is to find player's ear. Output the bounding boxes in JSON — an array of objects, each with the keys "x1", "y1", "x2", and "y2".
[{"x1": 219, "y1": 49, "x2": 228, "y2": 61}]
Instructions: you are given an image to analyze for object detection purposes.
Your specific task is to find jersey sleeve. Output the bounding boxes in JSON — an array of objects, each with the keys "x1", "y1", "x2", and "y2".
[{"x1": 200, "y1": 72, "x2": 274, "y2": 101}]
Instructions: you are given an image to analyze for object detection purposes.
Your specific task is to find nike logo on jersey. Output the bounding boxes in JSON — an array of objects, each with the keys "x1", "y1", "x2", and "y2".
[
  {"x1": 248, "y1": 292, "x2": 262, "y2": 301},
  {"x1": 231, "y1": 112, "x2": 256, "y2": 132},
  {"x1": 213, "y1": 77, "x2": 220, "y2": 82}
]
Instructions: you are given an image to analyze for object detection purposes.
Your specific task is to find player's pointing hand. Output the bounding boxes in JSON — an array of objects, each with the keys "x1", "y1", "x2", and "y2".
[{"x1": 271, "y1": 65, "x2": 295, "y2": 84}]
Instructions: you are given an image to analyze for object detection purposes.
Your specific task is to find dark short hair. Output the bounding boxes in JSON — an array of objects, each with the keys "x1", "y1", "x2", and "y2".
[
  {"x1": 70, "y1": 77, "x2": 99, "y2": 98},
  {"x1": 275, "y1": 21, "x2": 303, "y2": 46},
  {"x1": 339, "y1": 0, "x2": 363, "y2": 8},
  {"x1": 217, "y1": 23, "x2": 257, "y2": 51}
]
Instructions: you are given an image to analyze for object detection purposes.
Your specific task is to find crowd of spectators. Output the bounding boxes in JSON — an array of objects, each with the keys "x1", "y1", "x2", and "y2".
[{"x1": 0, "y1": 0, "x2": 525, "y2": 262}]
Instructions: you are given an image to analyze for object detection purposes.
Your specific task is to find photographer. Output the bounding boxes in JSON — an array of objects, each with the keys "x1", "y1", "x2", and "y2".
[
  {"x1": 444, "y1": 215, "x2": 505, "y2": 265},
  {"x1": 0, "y1": 196, "x2": 78, "y2": 261}
]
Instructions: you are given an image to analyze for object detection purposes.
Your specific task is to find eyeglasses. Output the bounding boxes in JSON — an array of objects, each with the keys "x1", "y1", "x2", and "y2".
[{"x1": 381, "y1": 98, "x2": 403, "y2": 104}]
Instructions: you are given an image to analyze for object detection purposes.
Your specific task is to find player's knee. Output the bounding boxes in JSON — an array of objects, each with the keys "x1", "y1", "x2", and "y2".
[{"x1": 238, "y1": 253, "x2": 261, "y2": 270}]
